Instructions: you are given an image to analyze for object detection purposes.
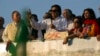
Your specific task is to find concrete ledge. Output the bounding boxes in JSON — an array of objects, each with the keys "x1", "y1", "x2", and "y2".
[{"x1": 0, "y1": 37, "x2": 100, "y2": 56}]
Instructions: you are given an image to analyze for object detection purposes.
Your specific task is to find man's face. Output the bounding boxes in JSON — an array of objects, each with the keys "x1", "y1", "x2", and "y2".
[
  {"x1": 51, "y1": 7, "x2": 59, "y2": 19},
  {"x1": 13, "y1": 12, "x2": 21, "y2": 23}
]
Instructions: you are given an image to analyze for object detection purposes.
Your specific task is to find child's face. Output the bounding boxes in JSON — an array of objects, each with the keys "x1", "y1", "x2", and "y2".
[{"x1": 73, "y1": 18, "x2": 79, "y2": 28}]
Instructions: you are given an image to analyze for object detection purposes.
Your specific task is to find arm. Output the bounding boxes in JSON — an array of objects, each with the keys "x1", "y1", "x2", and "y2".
[
  {"x1": 2, "y1": 25, "x2": 9, "y2": 42},
  {"x1": 2, "y1": 25, "x2": 12, "y2": 51},
  {"x1": 30, "y1": 19, "x2": 40, "y2": 30}
]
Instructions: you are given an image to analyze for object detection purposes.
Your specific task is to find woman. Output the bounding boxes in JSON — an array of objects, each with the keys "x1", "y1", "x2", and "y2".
[
  {"x1": 80, "y1": 8, "x2": 100, "y2": 39},
  {"x1": 62, "y1": 9, "x2": 75, "y2": 31}
]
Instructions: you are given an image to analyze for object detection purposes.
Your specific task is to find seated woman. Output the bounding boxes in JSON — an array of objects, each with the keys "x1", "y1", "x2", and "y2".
[
  {"x1": 63, "y1": 16, "x2": 83, "y2": 44},
  {"x1": 80, "y1": 8, "x2": 100, "y2": 39}
]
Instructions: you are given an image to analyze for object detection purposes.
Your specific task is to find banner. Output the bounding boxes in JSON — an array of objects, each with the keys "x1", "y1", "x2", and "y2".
[{"x1": 44, "y1": 29, "x2": 68, "y2": 40}]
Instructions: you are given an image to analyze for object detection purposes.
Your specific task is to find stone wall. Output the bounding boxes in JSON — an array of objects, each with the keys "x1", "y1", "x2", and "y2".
[{"x1": 0, "y1": 37, "x2": 100, "y2": 56}]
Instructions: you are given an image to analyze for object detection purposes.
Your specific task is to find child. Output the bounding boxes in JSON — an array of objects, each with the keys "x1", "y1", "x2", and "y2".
[{"x1": 63, "y1": 16, "x2": 83, "y2": 44}]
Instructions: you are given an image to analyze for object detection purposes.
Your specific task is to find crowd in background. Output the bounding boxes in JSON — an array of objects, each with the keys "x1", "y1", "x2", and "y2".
[
  {"x1": 0, "y1": 4, "x2": 100, "y2": 42},
  {"x1": 0, "y1": 4, "x2": 100, "y2": 56}
]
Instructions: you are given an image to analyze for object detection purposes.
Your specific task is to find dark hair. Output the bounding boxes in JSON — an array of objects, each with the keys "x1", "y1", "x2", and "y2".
[
  {"x1": 0, "y1": 16, "x2": 4, "y2": 24},
  {"x1": 97, "y1": 17, "x2": 100, "y2": 26},
  {"x1": 74, "y1": 16, "x2": 83, "y2": 27},
  {"x1": 64, "y1": 9, "x2": 73, "y2": 16},
  {"x1": 31, "y1": 14, "x2": 38, "y2": 22},
  {"x1": 82, "y1": 8, "x2": 96, "y2": 19},
  {"x1": 51, "y1": 4, "x2": 61, "y2": 16},
  {"x1": 43, "y1": 12, "x2": 52, "y2": 19},
  {"x1": 12, "y1": 10, "x2": 20, "y2": 18},
  {"x1": 72, "y1": 14, "x2": 76, "y2": 19}
]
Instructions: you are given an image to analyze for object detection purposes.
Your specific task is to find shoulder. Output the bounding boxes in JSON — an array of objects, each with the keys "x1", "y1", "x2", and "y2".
[
  {"x1": 5, "y1": 22, "x2": 13, "y2": 28},
  {"x1": 58, "y1": 16, "x2": 66, "y2": 21}
]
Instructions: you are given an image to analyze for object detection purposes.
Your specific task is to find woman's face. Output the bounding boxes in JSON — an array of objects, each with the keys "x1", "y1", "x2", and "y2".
[
  {"x1": 13, "y1": 12, "x2": 21, "y2": 23},
  {"x1": 62, "y1": 10, "x2": 70, "y2": 19},
  {"x1": 84, "y1": 10, "x2": 90, "y2": 19}
]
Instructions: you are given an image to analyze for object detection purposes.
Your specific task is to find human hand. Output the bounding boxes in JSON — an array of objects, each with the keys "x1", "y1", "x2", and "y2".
[
  {"x1": 63, "y1": 37, "x2": 68, "y2": 44},
  {"x1": 97, "y1": 34, "x2": 100, "y2": 41},
  {"x1": 50, "y1": 24, "x2": 55, "y2": 29},
  {"x1": 79, "y1": 33, "x2": 84, "y2": 38},
  {"x1": 6, "y1": 41, "x2": 12, "y2": 51}
]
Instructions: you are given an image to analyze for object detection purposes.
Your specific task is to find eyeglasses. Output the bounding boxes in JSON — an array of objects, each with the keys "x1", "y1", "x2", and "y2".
[{"x1": 51, "y1": 10, "x2": 58, "y2": 12}]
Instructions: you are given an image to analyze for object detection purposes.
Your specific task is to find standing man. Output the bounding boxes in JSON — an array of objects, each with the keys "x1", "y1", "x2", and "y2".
[{"x1": 2, "y1": 10, "x2": 29, "y2": 56}]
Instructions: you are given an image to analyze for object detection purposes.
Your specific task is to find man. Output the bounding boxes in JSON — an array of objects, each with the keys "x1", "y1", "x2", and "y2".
[
  {"x1": 2, "y1": 10, "x2": 29, "y2": 56},
  {"x1": 44, "y1": 4, "x2": 68, "y2": 40},
  {"x1": 2, "y1": 11, "x2": 21, "y2": 42},
  {"x1": 50, "y1": 4, "x2": 67, "y2": 31}
]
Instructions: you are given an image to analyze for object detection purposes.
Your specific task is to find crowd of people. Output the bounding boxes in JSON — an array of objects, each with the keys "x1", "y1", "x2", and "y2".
[{"x1": 0, "y1": 4, "x2": 100, "y2": 56}]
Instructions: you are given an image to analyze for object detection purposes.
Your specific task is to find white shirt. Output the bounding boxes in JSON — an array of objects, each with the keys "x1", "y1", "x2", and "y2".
[
  {"x1": 30, "y1": 18, "x2": 43, "y2": 40},
  {"x1": 40, "y1": 18, "x2": 51, "y2": 30},
  {"x1": 66, "y1": 19, "x2": 74, "y2": 31},
  {"x1": 31, "y1": 17, "x2": 72, "y2": 39},
  {"x1": 52, "y1": 16, "x2": 67, "y2": 31}
]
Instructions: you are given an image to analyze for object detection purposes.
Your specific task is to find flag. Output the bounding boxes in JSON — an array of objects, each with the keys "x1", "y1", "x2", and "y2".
[
  {"x1": 8, "y1": 9, "x2": 30, "y2": 56},
  {"x1": 15, "y1": 9, "x2": 30, "y2": 43}
]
